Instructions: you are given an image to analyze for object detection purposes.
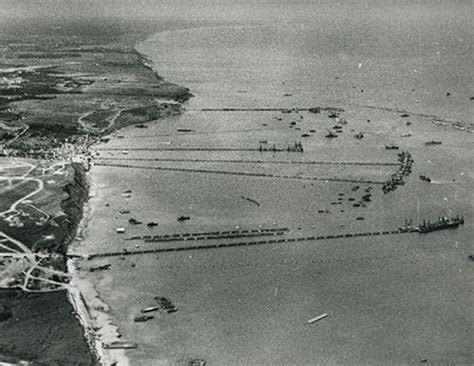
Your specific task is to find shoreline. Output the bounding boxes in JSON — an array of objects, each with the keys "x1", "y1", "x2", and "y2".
[
  {"x1": 65, "y1": 34, "x2": 192, "y2": 365},
  {"x1": 67, "y1": 167, "x2": 130, "y2": 366}
]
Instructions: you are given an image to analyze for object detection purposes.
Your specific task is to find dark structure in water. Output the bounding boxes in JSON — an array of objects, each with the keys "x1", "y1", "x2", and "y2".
[{"x1": 416, "y1": 216, "x2": 464, "y2": 233}]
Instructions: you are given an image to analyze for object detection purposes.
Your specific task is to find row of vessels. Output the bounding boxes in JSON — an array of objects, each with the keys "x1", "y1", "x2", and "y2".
[
  {"x1": 133, "y1": 297, "x2": 178, "y2": 322},
  {"x1": 382, "y1": 151, "x2": 413, "y2": 194},
  {"x1": 398, "y1": 216, "x2": 464, "y2": 233}
]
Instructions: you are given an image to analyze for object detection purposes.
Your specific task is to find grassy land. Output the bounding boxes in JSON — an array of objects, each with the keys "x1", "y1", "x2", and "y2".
[
  {"x1": 0, "y1": 18, "x2": 192, "y2": 157},
  {"x1": 0, "y1": 288, "x2": 96, "y2": 366}
]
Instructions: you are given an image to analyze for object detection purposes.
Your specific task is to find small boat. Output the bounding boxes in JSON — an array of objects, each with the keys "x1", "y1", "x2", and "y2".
[
  {"x1": 177, "y1": 128, "x2": 194, "y2": 132},
  {"x1": 90, "y1": 264, "x2": 111, "y2": 272},
  {"x1": 116, "y1": 227, "x2": 125, "y2": 234},
  {"x1": 177, "y1": 215, "x2": 190, "y2": 221},
  {"x1": 385, "y1": 144, "x2": 399, "y2": 150},
  {"x1": 141, "y1": 306, "x2": 159, "y2": 313},
  {"x1": 307, "y1": 313, "x2": 328, "y2": 324},
  {"x1": 424, "y1": 140, "x2": 442, "y2": 146},
  {"x1": 419, "y1": 175, "x2": 432, "y2": 183},
  {"x1": 325, "y1": 131, "x2": 338, "y2": 138},
  {"x1": 147, "y1": 222, "x2": 158, "y2": 227}
]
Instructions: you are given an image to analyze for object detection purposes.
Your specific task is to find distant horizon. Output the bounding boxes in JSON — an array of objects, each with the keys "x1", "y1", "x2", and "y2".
[{"x1": 1, "y1": 0, "x2": 471, "y2": 24}]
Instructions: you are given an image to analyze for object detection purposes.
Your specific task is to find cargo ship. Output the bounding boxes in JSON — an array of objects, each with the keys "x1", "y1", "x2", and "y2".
[{"x1": 416, "y1": 216, "x2": 464, "y2": 233}]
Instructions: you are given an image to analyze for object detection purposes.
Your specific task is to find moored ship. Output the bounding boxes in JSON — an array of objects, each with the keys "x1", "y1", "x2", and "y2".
[{"x1": 416, "y1": 216, "x2": 464, "y2": 233}]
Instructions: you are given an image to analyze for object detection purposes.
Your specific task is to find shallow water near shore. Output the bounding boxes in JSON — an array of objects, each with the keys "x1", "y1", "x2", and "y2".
[{"x1": 71, "y1": 6, "x2": 473, "y2": 366}]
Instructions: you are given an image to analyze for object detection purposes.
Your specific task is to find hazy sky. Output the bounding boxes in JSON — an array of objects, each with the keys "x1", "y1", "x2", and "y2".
[{"x1": 1, "y1": 0, "x2": 471, "y2": 23}]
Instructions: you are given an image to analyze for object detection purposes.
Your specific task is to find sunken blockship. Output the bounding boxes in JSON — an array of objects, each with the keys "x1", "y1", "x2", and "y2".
[{"x1": 382, "y1": 151, "x2": 413, "y2": 194}]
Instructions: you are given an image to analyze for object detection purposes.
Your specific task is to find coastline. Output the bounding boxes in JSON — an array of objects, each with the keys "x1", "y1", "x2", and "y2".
[
  {"x1": 67, "y1": 167, "x2": 130, "y2": 366},
  {"x1": 65, "y1": 35, "x2": 192, "y2": 365}
]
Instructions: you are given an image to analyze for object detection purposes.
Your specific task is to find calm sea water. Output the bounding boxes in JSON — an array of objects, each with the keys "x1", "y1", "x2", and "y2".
[
  {"x1": 138, "y1": 5, "x2": 472, "y2": 121},
  {"x1": 76, "y1": 3, "x2": 473, "y2": 365}
]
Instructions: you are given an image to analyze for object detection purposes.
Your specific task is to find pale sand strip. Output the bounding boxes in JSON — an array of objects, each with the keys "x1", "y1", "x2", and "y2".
[{"x1": 66, "y1": 174, "x2": 130, "y2": 366}]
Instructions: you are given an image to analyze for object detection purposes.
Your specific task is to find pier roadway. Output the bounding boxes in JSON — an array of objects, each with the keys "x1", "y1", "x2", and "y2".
[
  {"x1": 127, "y1": 227, "x2": 288, "y2": 242},
  {"x1": 94, "y1": 147, "x2": 290, "y2": 152},
  {"x1": 96, "y1": 157, "x2": 400, "y2": 167},
  {"x1": 84, "y1": 229, "x2": 411, "y2": 260},
  {"x1": 94, "y1": 163, "x2": 386, "y2": 185}
]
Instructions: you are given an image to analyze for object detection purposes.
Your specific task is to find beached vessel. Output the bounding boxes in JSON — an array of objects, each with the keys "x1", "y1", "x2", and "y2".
[
  {"x1": 134, "y1": 315, "x2": 154, "y2": 322},
  {"x1": 103, "y1": 341, "x2": 137, "y2": 349}
]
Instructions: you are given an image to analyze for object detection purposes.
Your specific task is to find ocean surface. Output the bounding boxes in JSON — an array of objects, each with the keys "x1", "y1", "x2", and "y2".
[{"x1": 73, "y1": 3, "x2": 473, "y2": 365}]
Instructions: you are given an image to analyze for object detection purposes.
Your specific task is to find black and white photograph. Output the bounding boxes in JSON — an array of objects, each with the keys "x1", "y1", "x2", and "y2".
[{"x1": 0, "y1": 1, "x2": 472, "y2": 365}]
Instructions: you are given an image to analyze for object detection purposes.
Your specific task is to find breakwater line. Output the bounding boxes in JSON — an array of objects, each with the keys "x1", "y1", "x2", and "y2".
[
  {"x1": 93, "y1": 162, "x2": 386, "y2": 185},
  {"x1": 82, "y1": 229, "x2": 411, "y2": 259},
  {"x1": 96, "y1": 157, "x2": 400, "y2": 167}
]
